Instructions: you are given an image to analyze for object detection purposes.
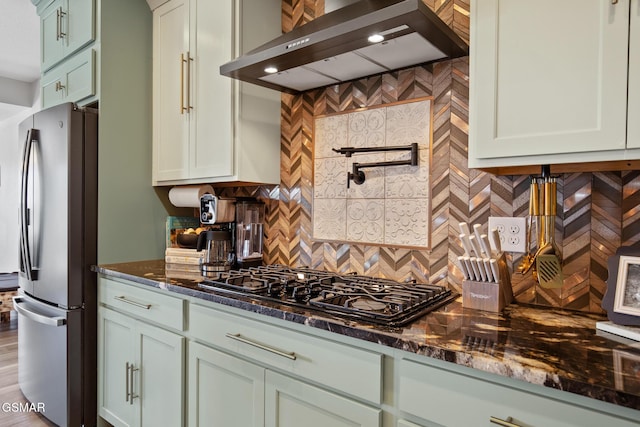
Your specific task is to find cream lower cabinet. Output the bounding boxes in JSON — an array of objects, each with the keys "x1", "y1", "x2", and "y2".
[
  {"x1": 98, "y1": 308, "x2": 185, "y2": 427},
  {"x1": 188, "y1": 342, "x2": 381, "y2": 427},
  {"x1": 188, "y1": 303, "x2": 383, "y2": 427},
  {"x1": 97, "y1": 277, "x2": 187, "y2": 427},
  {"x1": 189, "y1": 341, "x2": 265, "y2": 427},
  {"x1": 469, "y1": 0, "x2": 640, "y2": 169},
  {"x1": 398, "y1": 357, "x2": 639, "y2": 427},
  {"x1": 265, "y1": 370, "x2": 380, "y2": 427}
]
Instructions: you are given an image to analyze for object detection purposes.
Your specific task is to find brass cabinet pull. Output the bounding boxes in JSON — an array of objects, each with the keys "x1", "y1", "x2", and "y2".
[
  {"x1": 490, "y1": 416, "x2": 522, "y2": 427},
  {"x1": 186, "y1": 52, "x2": 193, "y2": 111},
  {"x1": 114, "y1": 295, "x2": 151, "y2": 310},
  {"x1": 225, "y1": 333, "x2": 297, "y2": 360},
  {"x1": 612, "y1": 0, "x2": 618, "y2": 4},
  {"x1": 180, "y1": 53, "x2": 186, "y2": 114},
  {"x1": 180, "y1": 52, "x2": 194, "y2": 113},
  {"x1": 55, "y1": 81, "x2": 65, "y2": 92},
  {"x1": 58, "y1": 8, "x2": 66, "y2": 38}
]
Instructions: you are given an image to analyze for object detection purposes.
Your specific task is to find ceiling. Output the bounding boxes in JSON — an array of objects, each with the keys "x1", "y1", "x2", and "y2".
[{"x1": 0, "y1": 0, "x2": 40, "y2": 121}]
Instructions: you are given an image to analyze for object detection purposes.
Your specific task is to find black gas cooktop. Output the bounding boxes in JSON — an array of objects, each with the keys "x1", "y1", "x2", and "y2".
[{"x1": 197, "y1": 265, "x2": 456, "y2": 327}]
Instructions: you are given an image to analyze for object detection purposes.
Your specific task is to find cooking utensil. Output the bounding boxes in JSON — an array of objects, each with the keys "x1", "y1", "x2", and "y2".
[
  {"x1": 518, "y1": 177, "x2": 538, "y2": 274},
  {"x1": 536, "y1": 176, "x2": 563, "y2": 288}
]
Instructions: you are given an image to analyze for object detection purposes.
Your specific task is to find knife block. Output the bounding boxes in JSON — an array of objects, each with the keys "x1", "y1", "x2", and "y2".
[{"x1": 462, "y1": 253, "x2": 513, "y2": 313}]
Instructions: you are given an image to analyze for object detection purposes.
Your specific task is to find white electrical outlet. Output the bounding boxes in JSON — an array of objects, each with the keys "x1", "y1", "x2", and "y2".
[{"x1": 488, "y1": 216, "x2": 527, "y2": 253}]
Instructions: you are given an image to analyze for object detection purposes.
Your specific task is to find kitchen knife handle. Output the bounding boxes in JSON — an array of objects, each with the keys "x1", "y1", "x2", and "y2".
[
  {"x1": 489, "y1": 416, "x2": 522, "y2": 427},
  {"x1": 226, "y1": 333, "x2": 297, "y2": 360},
  {"x1": 490, "y1": 228, "x2": 502, "y2": 254},
  {"x1": 480, "y1": 234, "x2": 493, "y2": 258},
  {"x1": 460, "y1": 233, "x2": 473, "y2": 257},
  {"x1": 459, "y1": 222, "x2": 471, "y2": 237},
  {"x1": 457, "y1": 256, "x2": 470, "y2": 280},
  {"x1": 469, "y1": 235, "x2": 483, "y2": 257}
]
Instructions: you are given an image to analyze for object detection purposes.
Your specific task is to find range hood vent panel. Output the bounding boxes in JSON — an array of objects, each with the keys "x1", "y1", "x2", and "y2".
[{"x1": 221, "y1": 0, "x2": 468, "y2": 93}]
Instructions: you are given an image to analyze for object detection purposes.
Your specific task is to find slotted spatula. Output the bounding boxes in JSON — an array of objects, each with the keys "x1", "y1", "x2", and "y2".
[{"x1": 537, "y1": 177, "x2": 563, "y2": 288}]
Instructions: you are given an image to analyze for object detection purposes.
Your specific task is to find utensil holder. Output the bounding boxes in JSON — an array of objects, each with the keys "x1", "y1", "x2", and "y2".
[{"x1": 462, "y1": 253, "x2": 513, "y2": 313}]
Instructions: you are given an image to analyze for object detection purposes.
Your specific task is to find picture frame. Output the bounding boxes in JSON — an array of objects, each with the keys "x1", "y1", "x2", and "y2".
[
  {"x1": 613, "y1": 256, "x2": 640, "y2": 317},
  {"x1": 613, "y1": 349, "x2": 640, "y2": 394}
]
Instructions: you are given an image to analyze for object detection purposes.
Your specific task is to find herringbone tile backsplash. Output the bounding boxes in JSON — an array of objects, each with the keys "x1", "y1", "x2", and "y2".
[{"x1": 218, "y1": 0, "x2": 640, "y2": 314}]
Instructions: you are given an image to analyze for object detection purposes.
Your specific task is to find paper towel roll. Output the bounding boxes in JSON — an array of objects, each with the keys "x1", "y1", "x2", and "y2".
[{"x1": 168, "y1": 185, "x2": 215, "y2": 208}]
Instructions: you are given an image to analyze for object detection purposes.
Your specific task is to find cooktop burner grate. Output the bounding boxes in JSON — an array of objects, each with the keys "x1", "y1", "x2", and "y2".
[{"x1": 198, "y1": 265, "x2": 456, "y2": 326}]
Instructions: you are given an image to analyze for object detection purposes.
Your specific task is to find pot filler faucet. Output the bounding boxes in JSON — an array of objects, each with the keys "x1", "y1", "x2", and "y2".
[{"x1": 332, "y1": 142, "x2": 418, "y2": 188}]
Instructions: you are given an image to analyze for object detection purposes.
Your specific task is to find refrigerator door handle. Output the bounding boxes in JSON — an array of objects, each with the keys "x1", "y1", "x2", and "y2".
[
  {"x1": 19, "y1": 129, "x2": 39, "y2": 281},
  {"x1": 13, "y1": 297, "x2": 66, "y2": 327}
]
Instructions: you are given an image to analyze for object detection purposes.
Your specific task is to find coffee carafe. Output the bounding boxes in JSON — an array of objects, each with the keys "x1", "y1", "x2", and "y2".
[
  {"x1": 196, "y1": 230, "x2": 235, "y2": 276},
  {"x1": 235, "y1": 199, "x2": 265, "y2": 268}
]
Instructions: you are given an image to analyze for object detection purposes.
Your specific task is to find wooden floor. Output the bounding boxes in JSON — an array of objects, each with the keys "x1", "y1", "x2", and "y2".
[{"x1": 0, "y1": 312, "x2": 56, "y2": 427}]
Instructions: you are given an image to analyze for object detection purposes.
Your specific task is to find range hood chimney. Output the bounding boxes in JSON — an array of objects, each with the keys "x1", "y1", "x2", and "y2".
[{"x1": 220, "y1": 0, "x2": 468, "y2": 94}]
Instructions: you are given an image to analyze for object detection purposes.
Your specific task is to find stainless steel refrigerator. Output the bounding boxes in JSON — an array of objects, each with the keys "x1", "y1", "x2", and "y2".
[{"x1": 14, "y1": 102, "x2": 98, "y2": 427}]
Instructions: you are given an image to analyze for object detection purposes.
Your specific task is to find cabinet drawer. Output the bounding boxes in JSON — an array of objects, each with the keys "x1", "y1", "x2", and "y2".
[
  {"x1": 190, "y1": 304, "x2": 383, "y2": 404},
  {"x1": 399, "y1": 358, "x2": 637, "y2": 427},
  {"x1": 98, "y1": 277, "x2": 186, "y2": 331},
  {"x1": 42, "y1": 48, "x2": 95, "y2": 109}
]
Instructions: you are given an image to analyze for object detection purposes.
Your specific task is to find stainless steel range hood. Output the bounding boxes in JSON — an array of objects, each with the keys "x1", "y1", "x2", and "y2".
[{"x1": 220, "y1": 0, "x2": 468, "y2": 93}]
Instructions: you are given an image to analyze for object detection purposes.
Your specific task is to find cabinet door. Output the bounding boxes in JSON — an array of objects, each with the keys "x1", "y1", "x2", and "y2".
[
  {"x1": 152, "y1": 0, "x2": 190, "y2": 183},
  {"x1": 188, "y1": 342, "x2": 264, "y2": 427},
  {"x1": 42, "y1": 48, "x2": 95, "y2": 109},
  {"x1": 189, "y1": 0, "x2": 234, "y2": 179},
  {"x1": 628, "y1": 0, "x2": 640, "y2": 148},
  {"x1": 265, "y1": 371, "x2": 381, "y2": 427},
  {"x1": 136, "y1": 321, "x2": 185, "y2": 427},
  {"x1": 41, "y1": 0, "x2": 64, "y2": 70},
  {"x1": 469, "y1": 0, "x2": 629, "y2": 166},
  {"x1": 399, "y1": 358, "x2": 639, "y2": 427},
  {"x1": 98, "y1": 308, "x2": 136, "y2": 427},
  {"x1": 41, "y1": 0, "x2": 95, "y2": 71},
  {"x1": 65, "y1": 0, "x2": 95, "y2": 59}
]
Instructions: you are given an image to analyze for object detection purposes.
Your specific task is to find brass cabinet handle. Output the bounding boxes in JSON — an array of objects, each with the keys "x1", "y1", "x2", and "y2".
[
  {"x1": 612, "y1": 0, "x2": 618, "y2": 4},
  {"x1": 180, "y1": 53, "x2": 186, "y2": 114},
  {"x1": 55, "y1": 81, "x2": 65, "y2": 92},
  {"x1": 186, "y1": 51, "x2": 193, "y2": 111},
  {"x1": 225, "y1": 333, "x2": 297, "y2": 360},
  {"x1": 490, "y1": 416, "x2": 522, "y2": 427},
  {"x1": 126, "y1": 362, "x2": 139, "y2": 404},
  {"x1": 114, "y1": 295, "x2": 151, "y2": 310}
]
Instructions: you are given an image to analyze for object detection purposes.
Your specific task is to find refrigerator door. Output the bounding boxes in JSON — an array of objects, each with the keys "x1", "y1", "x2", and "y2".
[
  {"x1": 18, "y1": 103, "x2": 94, "y2": 309},
  {"x1": 14, "y1": 292, "x2": 83, "y2": 427}
]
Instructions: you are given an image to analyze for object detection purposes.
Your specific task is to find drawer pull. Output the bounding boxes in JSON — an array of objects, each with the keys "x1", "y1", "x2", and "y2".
[
  {"x1": 225, "y1": 333, "x2": 297, "y2": 360},
  {"x1": 490, "y1": 416, "x2": 521, "y2": 427},
  {"x1": 114, "y1": 295, "x2": 151, "y2": 310}
]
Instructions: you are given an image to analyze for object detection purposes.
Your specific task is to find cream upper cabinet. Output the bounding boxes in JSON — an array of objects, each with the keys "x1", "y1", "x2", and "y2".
[
  {"x1": 469, "y1": 0, "x2": 638, "y2": 169},
  {"x1": 152, "y1": 0, "x2": 281, "y2": 186}
]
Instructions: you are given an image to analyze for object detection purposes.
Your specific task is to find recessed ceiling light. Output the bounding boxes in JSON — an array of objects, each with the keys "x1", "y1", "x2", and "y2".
[
  {"x1": 368, "y1": 34, "x2": 384, "y2": 43},
  {"x1": 264, "y1": 66, "x2": 278, "y2": 74}
]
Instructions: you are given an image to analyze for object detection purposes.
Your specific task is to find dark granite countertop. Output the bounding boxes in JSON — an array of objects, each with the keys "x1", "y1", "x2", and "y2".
[{"x1": 94, "y1": 260, "x2": 640, "y2": 412}]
